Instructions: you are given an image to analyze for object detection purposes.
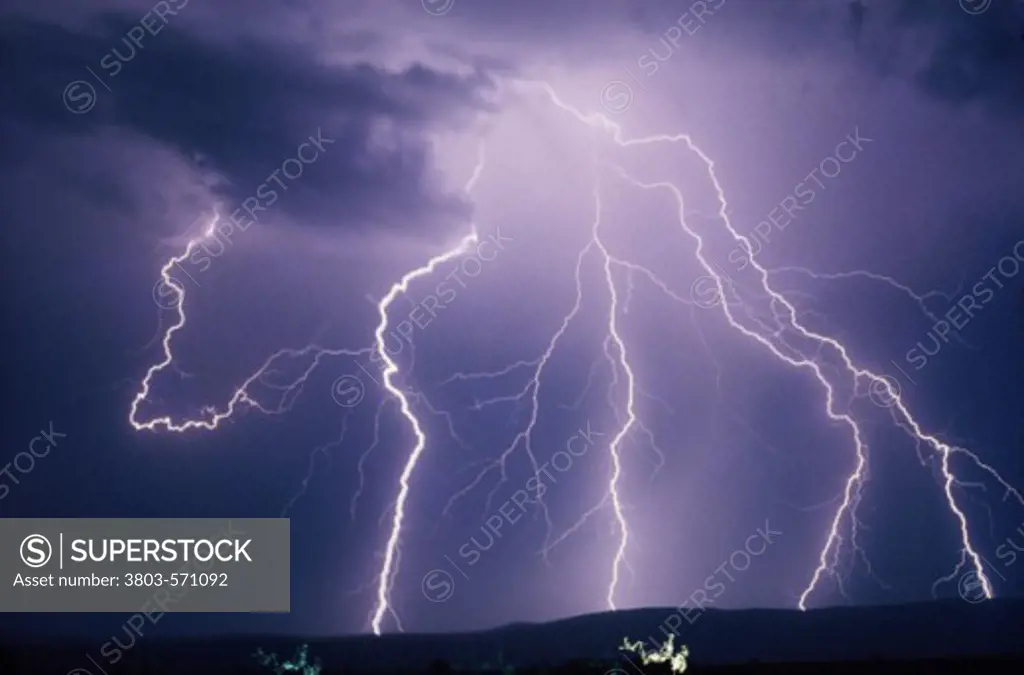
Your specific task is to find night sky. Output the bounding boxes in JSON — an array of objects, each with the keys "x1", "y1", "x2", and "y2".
[{"x1": 2, "y1": 0, "x2": 1023, "y2": 641}]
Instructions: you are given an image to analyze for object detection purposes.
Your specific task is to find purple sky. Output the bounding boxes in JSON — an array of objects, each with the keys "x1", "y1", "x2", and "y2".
[{"x1": 2, "y1": 0, "x2": 1024, "y2": 639}]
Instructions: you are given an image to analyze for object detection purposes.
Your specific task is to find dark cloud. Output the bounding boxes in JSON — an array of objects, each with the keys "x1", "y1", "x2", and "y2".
[
  {"x1": 732, "y1": 0, "x2": 1023, "y2": 113},
  {"x1": 788, "y1": 0, "x2": 1024, "y2": 112},
  {"x1": 439, "y1": 0, "x2": 1023, "y2": 114},
  {"x1": 0, "y1": 13, "x2": 498, "y2": 234},
  {"x1": 910, "y1": 3, "x2": 1024, "y2": 110},
  {"x1": 1, "y1": 0, "x2": 1023, "y2": 642}
]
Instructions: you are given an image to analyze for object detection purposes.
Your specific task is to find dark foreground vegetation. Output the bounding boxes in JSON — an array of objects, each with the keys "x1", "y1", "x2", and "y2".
[
  {"x1": 3, "y1": 602, "x2": 1022, "y2": 674},
  {"x1": 2, "y1": 651, "x2": 1024, "y2": 675}
]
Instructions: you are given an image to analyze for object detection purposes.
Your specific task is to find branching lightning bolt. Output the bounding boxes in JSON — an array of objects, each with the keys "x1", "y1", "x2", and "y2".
[
  {"x1": 369, "y1": 145, "x2": 487, "y2": 635},
  {"x1": 770, "y1": 265, "x2": 975, "y2": 349},
  {"x1": 131, "y1": 148, "x2": 486, "y2": 635},
  {"x1": 368, "y1": 229, "x2": 479, "y2": 635},
  {"x1": 129, "y1": 69, "x2": 1022, "y2": 635},
  {"x1": 438, "y1": 152, "x2": 655, "y2": 609},
  {"x1": 520, "y1": 79, "x2": 1019, "y2": 609},
  {"x1": 130, "y1": 214, "x2": 373, "y2": 433},
  {"x1": 591, "y1": 181, "x2": 636, "y2": 609}
]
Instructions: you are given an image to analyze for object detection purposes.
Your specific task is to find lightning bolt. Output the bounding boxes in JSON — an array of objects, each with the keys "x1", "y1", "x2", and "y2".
[
  {"x1": 131, "y1": 147, "x2": 487, "y2": 635},
  {"x1": 769, "y1": 265, "x2": 975, "y2": 349},
  {"x1": 439, "y1": 236, "x2": 587, "y2": 540},
  {"x1": 129, "y1": 71, "x2": 1021, "y2": 634},
  {"x1": 369, "y1": 145, "x2": 487, "y2": 635},
  {"x1": 519, "y1": 79, "x2": 1017, "y2": 608},
  {"x1": 438, "y1": 152, "x2": 655, "y2": 609},
  {"x1": 129, "y1": 212, "x2": 373, "y2": 433},
  {"x1": 368, "y1": 229, "x2": 479, "y2": 635},
  {"x1": 592, "y1": 183, "x2": 637, "y2": 610}
]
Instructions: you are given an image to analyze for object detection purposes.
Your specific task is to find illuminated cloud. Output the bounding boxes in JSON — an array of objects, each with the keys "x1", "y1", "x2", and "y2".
[{"x1": 1, "y1": 0, "x2": 1022, "y2": 640}]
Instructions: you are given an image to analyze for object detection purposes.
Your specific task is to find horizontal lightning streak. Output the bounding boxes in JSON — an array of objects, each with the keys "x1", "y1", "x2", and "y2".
[{"x1": 130, "y1": 215, "x2": 372, "y2": 432}]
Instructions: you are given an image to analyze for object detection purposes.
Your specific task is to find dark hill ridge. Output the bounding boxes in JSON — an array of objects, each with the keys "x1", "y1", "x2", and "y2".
[
  {"x1": 480, "y1": 600, "x2": 1024, "y2": 665},
  {"x1": 4, "y1": 600, "x2": 1023, "y2": 673},
  {"x1": 292, "y1": 600, "x2": 1023, "y2": 668}
]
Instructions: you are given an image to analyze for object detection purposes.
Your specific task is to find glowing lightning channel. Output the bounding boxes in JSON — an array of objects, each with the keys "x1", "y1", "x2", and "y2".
[
  {"x1": 521, "y1": 172, "x2": 644, "y2": 606},
  {"x1": 130, "y1": 214, "x2": 222, "y2": 430},
  {"x1": 440, "y1": 238, "x2": 591, "y2": 540},
  {"x1": 370, "y1": 145, "x2": 487, "y2": 636},
  {"x1": 131, "y1": 147, "x2": 486, "y2": 636},
  {"x1": 769, "y1": 265, "x2": 975, "y2": 349},
  {"x1": 439, "y1": 161, "x2": 651, "y2": 610},
  {"x1": 540, "y1": 178, "x2": 647, "y2": 608},
  {"x1": 613, "y1": 167, "x2": 871, "y2": 611},
  {"x1": 131, "y1": 75, "x2": 1021, "y2": 631},
  {"x1": 130, "y1": 213, "x2": 373, "y2": 432},
  {"x1": 590, "y1": 183, "x2": 637, "y2": 610},
  {"x1": 522, "y1": 79, "x2": 1015, "y2": 608},
  {"x1": 368, "y1": 230, "x2": 478, "y2": 635}
]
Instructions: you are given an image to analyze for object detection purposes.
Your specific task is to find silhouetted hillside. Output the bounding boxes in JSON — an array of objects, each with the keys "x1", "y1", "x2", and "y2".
[{"x1": 3, "y1": 600, "x2": 1022, "y2": 674}]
